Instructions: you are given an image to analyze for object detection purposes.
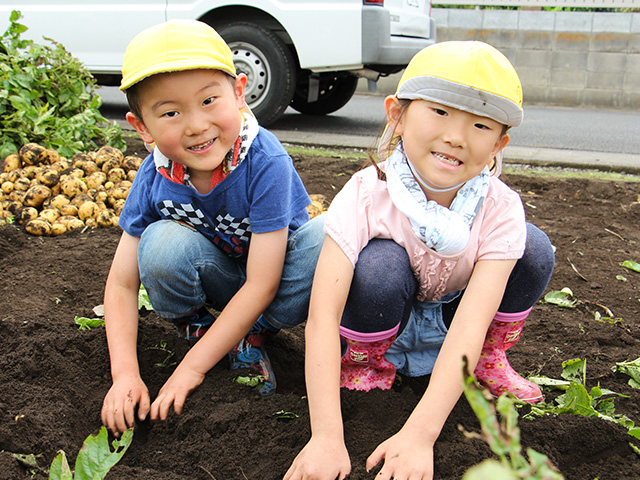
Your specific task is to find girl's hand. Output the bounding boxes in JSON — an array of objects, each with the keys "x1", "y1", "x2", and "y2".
[
  {"x1": 283, "y1": 436, "x2": 351, "y2": 480},
  {"x1": 149, "y1": 365, "x2": 205, "y2": 421},
  {"x1": 101, "y1": 374, "x2": 150, "y2": 436},
  {"x1": 366, "y1": 428, "x2": 435, "y2": 480}
]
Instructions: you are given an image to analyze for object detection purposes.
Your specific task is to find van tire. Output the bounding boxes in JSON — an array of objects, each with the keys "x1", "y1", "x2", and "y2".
[
  {"x1": 290, "y1": 72, "x2": 358, "y2": 115},
  {"x1": 216, "y1": 22, "x2": 296, "y2": 126}
]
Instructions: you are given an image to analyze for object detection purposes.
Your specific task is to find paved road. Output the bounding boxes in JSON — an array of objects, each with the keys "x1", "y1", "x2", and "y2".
[{"x1": 99, "y1": 86, "x2": 640, "y2": 172}]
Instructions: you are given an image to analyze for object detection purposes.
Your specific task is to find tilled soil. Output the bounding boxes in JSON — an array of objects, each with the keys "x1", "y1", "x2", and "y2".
[{"x1": 1, "y1": 138, "x2": 640, "y2": 479}]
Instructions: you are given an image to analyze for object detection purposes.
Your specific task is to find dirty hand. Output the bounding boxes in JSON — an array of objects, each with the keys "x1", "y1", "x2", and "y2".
[
  {"x1": 101, "y1": 375, "x2": 150, "y2": 436},
  {"x1": 366, "y1": 429, "x2": 435, "y2": 480},
  {"x1": 149, "y1": 365, "x2": 205, "y2": 422},
  {"x1": 283, "y1": 436, "x2": 351, "y2": 480}
]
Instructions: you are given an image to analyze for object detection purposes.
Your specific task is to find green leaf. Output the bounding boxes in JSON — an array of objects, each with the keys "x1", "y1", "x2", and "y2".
[
  {"x1": 620, "y1": 260, "x2": 640, "y2": 273},
  {"x1": 462, "y1": 459, "x2": 519, "y2": 479},
  {"x1": 74, "y1": 316, "x2": 105, "y2": 330},
  {"x1": 561, "y1": 358, "x2": 586, "y2": 385},
  {"x1": 544, "y1": 288, "x2": 577, "y2": 308},
  {"x1": 48, "y1": 450, "x2": 73, "y2": 480},
  {"x1": 613, "y1": 358, "x2": 640, "y2": 389},
  {"x1": 234, "y1": 375, "x2": 265, "y2": 388},
  {"x1": 74, "y1": 426, "x2": 133, "y2": 480},
  {"x1": 138, "y1": 285, "x2": 153, "y2": 311}
]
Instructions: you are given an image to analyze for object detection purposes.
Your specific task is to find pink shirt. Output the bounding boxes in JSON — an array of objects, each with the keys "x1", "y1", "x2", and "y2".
[{"x1": 325, "y1": 162, "x2": 526, "y2": 302}]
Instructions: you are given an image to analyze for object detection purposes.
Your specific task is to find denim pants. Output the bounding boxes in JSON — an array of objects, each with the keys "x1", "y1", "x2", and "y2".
[
  {"x1": 340, "y1": 223, "x2": 555, "y2": 375},
  {"x1": 138, "y1": 215, "x2": 326, "y2": 330}
]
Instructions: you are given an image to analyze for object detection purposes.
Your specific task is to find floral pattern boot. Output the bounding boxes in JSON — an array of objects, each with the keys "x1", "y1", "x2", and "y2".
[
  {"x1": 340, "y1": 336, "x2": 397, "y2": 391},
  {"x1": 474, "y1": 311, "x2": 543, "y2": 403}
]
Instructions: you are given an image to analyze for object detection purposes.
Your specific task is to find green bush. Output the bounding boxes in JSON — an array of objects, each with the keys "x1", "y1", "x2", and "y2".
[{"x1": 0, "y1": 10, "x2": 125, "y2": 159}]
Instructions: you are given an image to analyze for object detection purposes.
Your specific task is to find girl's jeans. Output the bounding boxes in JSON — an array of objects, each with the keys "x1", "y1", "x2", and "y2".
[
  {"x1": 341, "y1": 223, "x2": 555, "y2": 335},
  {"x1": 138, "y1": 215, "x2": 326, "y2": 330}
]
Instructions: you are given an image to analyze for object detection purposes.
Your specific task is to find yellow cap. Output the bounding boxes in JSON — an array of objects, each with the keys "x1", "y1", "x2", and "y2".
[
  {"x1": 396, "y1": 41, "x2": 523, "y2": 127},
  {"x1": 120, "y1": 19, "x2": 236, "y2": 91}
]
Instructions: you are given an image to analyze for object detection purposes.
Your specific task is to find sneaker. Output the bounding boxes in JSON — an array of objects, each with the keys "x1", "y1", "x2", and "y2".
[
  {"x1": 229, "y1": 325, "x2": 277, "y2": 396},
  {"x1": 171, "y1": 306, "x2": 215, "y2": 340}
]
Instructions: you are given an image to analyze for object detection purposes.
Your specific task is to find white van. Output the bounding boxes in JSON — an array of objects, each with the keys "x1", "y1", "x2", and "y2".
[{"x1": 0, "y1": 1, "x2": 436, "y2": 125}]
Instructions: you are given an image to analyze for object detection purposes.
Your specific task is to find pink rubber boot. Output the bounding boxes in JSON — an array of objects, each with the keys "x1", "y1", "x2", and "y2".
[
  {"x1": 339, "y1": 325, "x2": 399, "y2": 391},
  {"x1": 474, "y1": 309, "x2": 543, "y2": 403}
]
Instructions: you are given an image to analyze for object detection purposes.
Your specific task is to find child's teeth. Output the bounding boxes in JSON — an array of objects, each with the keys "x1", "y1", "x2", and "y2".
[
  {"x1": 434, "y1": 153, "x2": 460, "y2": 165},
  {"x1": 191, "y1": 139, "x2": 214, "y2": 151}
]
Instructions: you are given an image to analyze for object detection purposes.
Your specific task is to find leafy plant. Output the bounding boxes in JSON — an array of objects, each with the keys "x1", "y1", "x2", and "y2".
[
  {"x1": 613, "y1": 358, "x2": 640, "y2": 389},
  {"x1": 0, "y1": 10, "x2": 125, "y2": 158},
  {"x1": 459, "y1": 356, "x2": 564, "y2": 480},
  {"x1": 234, "y1": 375, "x2": 265, "y2": 388},
  {"x1": 145, "y1": 340, "x2": 177, "y2": 368},
  {"x1": 138, "y1": 284, "x2": 153, "y2": 311},
  {"x1": 543, "y1": 288, "x2": 577, "y2": 308},
  {"x1": 74, "y1": 316, "x2": 105, "y2": 330},
  {"x1": 48, "y1": 426, "x2": 133, "y2": 480},
  {"x1": 620, "y1": 260, "x2": 640, "y2": 273}
]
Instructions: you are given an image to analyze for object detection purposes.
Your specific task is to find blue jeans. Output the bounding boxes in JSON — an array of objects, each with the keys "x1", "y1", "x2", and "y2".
[
  {"x1": 341, "y1": 223, "x2": 555, "y2": 334},
  {"x1": 138, "y1": 215, "x2": 326, "y2": 330}
]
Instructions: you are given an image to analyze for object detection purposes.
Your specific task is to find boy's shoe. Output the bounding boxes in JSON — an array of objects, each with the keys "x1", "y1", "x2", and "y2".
[
  {"x1": 171, "y1": 306, "x2": 216, "y2": 340},
  {"x1": 228, "y1": 324, "x2": 277, "y2": 397}
]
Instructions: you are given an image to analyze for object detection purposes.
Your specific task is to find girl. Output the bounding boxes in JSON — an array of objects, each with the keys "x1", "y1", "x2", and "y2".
[{"x1": 284, "y1": 41, "x2": 555, "y2": 480}]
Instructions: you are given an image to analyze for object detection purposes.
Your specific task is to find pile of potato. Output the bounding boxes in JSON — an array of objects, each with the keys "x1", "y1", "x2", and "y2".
[{"x1": 0, "y1": 142, "x2": 142, "y2": 236}]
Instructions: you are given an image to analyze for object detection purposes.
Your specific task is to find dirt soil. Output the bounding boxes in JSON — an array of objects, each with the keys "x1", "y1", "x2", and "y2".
[{"x1": 2, "y1": 135, "x2": 640, "y2": 480}]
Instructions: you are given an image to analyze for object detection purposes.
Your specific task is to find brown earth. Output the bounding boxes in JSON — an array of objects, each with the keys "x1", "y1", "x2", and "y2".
[{"x1": 1, "y1": 136, "x2": 640, "y2": 479}]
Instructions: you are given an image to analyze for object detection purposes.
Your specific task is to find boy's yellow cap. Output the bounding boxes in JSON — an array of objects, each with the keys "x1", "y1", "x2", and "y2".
[
  {"x1": 120, "y1": 19, "x2": 236, "y2": 91},
  {"x1": 397, "y1": 41, "x2": 523, "y2": 127}
]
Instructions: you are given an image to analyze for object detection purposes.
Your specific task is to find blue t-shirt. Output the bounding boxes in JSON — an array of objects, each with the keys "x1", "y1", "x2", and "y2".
[{"x1": 119, "y1": 128, "x2": 310, "y2": 259}]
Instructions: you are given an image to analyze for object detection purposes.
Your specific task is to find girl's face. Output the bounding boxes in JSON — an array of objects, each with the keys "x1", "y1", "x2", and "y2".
[
  {"x1": 385, "y1": 97, "x2": 510, "y2": 205},
  {"x1": 127, "y1": 69, "x2": 247, "y2": 186}
]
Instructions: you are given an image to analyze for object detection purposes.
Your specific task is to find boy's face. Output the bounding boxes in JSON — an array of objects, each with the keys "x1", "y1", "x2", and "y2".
[
  {"x1": 386, "y1": 97, "x2": 509, "y2": 201},
  {"x1": 126, "y1": 69, "x2": 246, "y2": 179}
]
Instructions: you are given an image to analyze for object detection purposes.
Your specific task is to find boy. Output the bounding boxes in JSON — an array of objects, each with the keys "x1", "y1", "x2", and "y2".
[{"x1": 100, "y1": 19, "x2": 324, "y2": 436}]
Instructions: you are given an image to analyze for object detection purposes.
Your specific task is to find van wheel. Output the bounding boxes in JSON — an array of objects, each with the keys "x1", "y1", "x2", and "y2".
[
  {"x1": 290, "y1": 72, "x2": 358, "y2": 115},
  {"x1": 216, "y1": 22, "x2": 296, "y2": 126}
]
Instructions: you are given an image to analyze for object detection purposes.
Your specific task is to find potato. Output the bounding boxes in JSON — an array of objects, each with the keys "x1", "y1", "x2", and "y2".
[
  {"x1": 36, "y1": 168, "x2": 60, "y2": 187},
  {"x1": 71, "y1": 193, "x2": 93, "y2": 208},
  {"x1": 78, "y1": 201, "x2": 100, "y2": 221},
  {"x1": 65, "y1": 217, "x2": 85, "y2": 231},
  {"x1": 127, "y1": 169, "x2": 137, "y2": 182},
  {"x1": 59, "y1": 204, "x2": 78, "y2": 217},
  {"x1": 84, "y1": 218, "x2": 97, "y2": 228},
  {"x1": 0, "y1": 209, "x2": 13, "y2": 219},
  {"x1": 96, "y1": 209, "x2": 116, "y2": 227},
  {"x1": 40, "y1": 149, "x2": 60, "y2": 165},
  {"x1": 50, "y1": 222, "x2": 67, "y2": 236},
  {"x1": 21, "y1": 165, "x2": 37, "y2": 179},
  {"x1": 50, "y1": 184, "x2": 61, "y2": 196},
  {"x1": 107, "y1": 167, "x2": 126, "y2": 183},
  {"x1": 24, "y1": 218, "x2": 52, "y2": 236},
  {"x1": 51, "y1": 159, "x2": 72, "y2": 173},
  {"x1": 68, "y1": 168, "x2": 85, "y2": 179},
  {"x1": 85, "y1": 171, "x2": 107, "y2": 189},
  {"x1": 13, "y1": 177, "x2": 31, "y2": 191},
  {"x1": 72, "y1": 152, "x2": 93, "y2": 167},
  {"x1": 19, "y1": 143, "x2": 46, "y2": 166},
  {"x1": 112, "y1": 199, "x2": 126, "y2": 215},
  {"x1": 5, "y1": 201, "x2": 22, "y2": 214},
  {"x1": 15, "y1": 206, "x2": 38, "y2": 224},
  {"x1": 123, "y1": 155, "x2": 142, "y2": 172},
  {"x1": 109, "y1": 185, "x2": 130, "y2": 201},
  {"x1": 92, "y1": 190, "x2": 108, "y2": 204},
  {"x1": 306, "y1": 202, "x2": 323, "y2": 219},
  {"x1": 39, "y1": 207, "x2": 60, "y2": 224},
  {"x1": 104, "y1": 181, "x2": 115, "y2": 190},
  {"x1": 60, "y1": 177, "x2": 87, "y2": 198},
  {"x1": 1, "y1": 181, "x2": 14, "y2": 194},
  {"x1": 95, "y1": 146, "x2": 123, "y2": 167},
  {"x1": 81, "y1": 160, "x2": 99, "y2": 175},
  {"x1": 47, "y1": 194, "x2": 70, "y2": 209},
  {"x1": 9, "y1": 190, "x2": 25, "y2": 203},
  {"x1": 3, "y1": 153, "x2": 21, "y2": 172},
  {"x1": 23, "y1": 184, "x2": 52, "y2": 208},
  {"x1": 101, "y1": 157, "x2": 122, "y2": 173}
]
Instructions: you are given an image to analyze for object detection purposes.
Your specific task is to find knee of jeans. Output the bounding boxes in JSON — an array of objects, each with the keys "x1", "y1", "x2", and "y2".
[
  {"x1": 139, "y1": 221, "x2": 198, "y2": 276},
  {"x1": 355, "y1": 239, "x2": 415, "y2": 296},
  {"x1": 523, "y1": 223, "x2": 556, "y2": 279}
]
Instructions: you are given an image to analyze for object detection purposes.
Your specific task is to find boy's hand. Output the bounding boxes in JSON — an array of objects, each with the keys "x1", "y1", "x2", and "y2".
[
  {"x1": 283, "y1": 436, "x2": 351, "y2": 480},
  {"x1": 366, "y1": 428, "x2": 435, "y2": 480},
  {"x1": 149, "y1": 365, "x2": 205, "y2": 421},
  {"x1": 101, "y1": 375, "x2": 150, "y2": 436}
]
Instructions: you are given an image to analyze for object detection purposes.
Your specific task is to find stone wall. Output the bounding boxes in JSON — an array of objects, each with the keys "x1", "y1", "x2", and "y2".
[{"x1": 361, "y1": 8, "x2": 640, "y2": 109}]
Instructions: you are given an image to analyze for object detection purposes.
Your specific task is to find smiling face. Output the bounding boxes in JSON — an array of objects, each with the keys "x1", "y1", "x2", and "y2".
[
  {"x1": 385, "y1": 97, "x2": 510, "y2": 206},
  {"x1": 126, "y1": 69, "x2": 247, "y2": 185}
]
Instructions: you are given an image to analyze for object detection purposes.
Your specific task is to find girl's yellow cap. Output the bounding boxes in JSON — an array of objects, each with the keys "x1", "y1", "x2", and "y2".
[
  {"x1": 120, "y1": 19, "x2": 236, "y2": 91},
  {"x1": 397, "y1": 41, "x2": 523, "y2": 127}
]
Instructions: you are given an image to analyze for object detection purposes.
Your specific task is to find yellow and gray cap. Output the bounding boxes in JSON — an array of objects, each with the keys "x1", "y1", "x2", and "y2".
[
  {"x1": 120, "y1": 19, "x2": 236, "y2": 91},
  {"x1": 396, "y1": 41, "x2": 523, "y2": 127}
]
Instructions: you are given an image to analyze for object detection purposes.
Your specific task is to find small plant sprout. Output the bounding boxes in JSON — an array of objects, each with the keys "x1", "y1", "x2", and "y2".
[
  {"x1": 74, "y1": 316, "x2": 105, "y2": 330},
  {"x1": 48, "y1": 426, "x2": 133, "y2": 480},
  {"x1": 616, "y1": 275, "x2": 628, "y2": 282},
  {"x1": 272, "y1": 410, "x2": 299, "y2": 420},
  {"x1": 234, "y1": 375, "x2": 265, "y2": 388},
  {"x1": 543, "y1": 288, "x2": 577, "y2": 309},
  {"x1": 459, "y1": 356, "x2": 564, "y2": 480},
  {"x1": 145, "y1": 340, "x2": 177, "y2": 368}
]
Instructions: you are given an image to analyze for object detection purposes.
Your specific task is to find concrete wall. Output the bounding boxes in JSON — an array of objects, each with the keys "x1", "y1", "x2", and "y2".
[{"x1": 360, "y1": 8, "x2": 640, "y2": 110}]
